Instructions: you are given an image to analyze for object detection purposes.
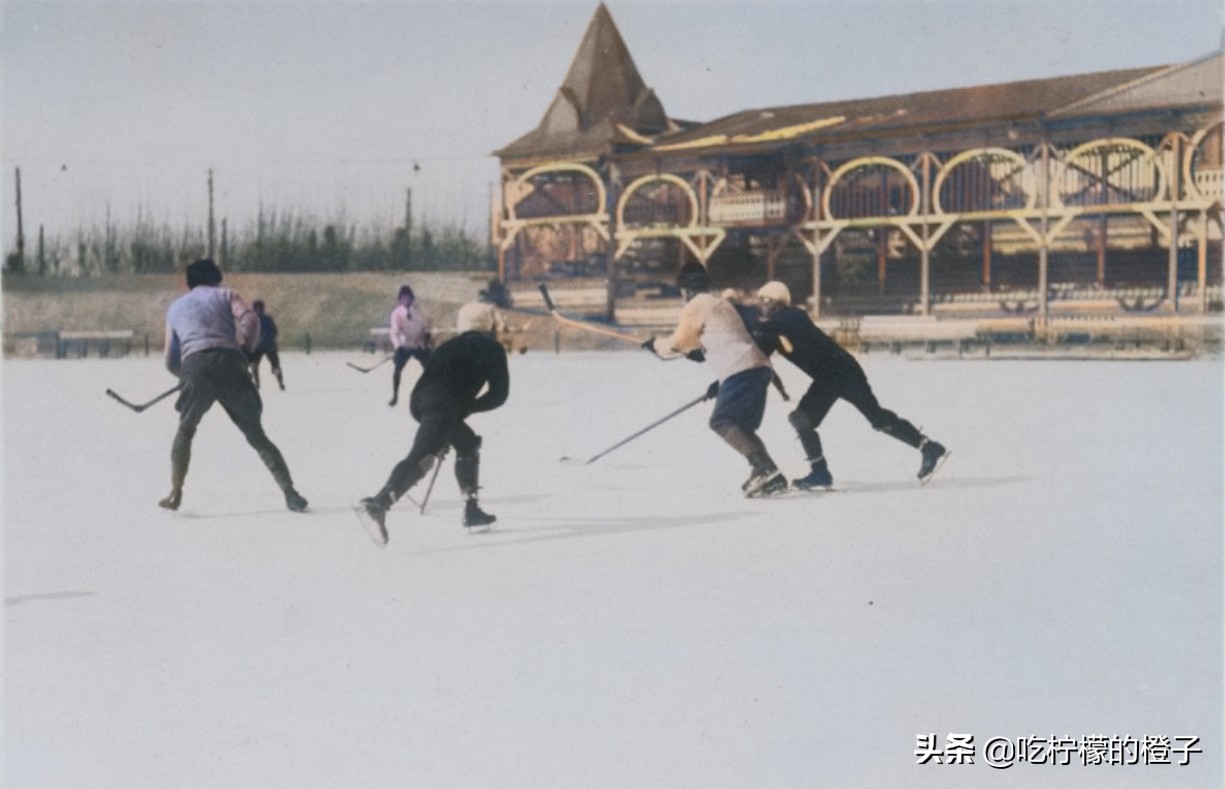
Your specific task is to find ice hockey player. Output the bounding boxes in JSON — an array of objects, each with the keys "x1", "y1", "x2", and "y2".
[
  {"x1": 159, "y1": 258, "x2": 309, "y2": 512},
  {"x1": 247, "y1": 299, "x2": 285, "y2": 391},
  {"x1": 387, "y1": 284, "x2": 432, "y2": 407},
  {"x1": 643, "y1": 262, "x2": 788, "y2": 497},
  {"x1": 753, "y1": 280, "x2": 948, "y2": 487},
  {"x1": 357, "y1": 301, "x2": 509, "y2": 545}
]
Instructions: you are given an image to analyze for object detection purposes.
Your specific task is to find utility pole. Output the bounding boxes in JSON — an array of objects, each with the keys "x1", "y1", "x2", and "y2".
[
  {"x1": 207, "y1": 168, "x2": 216, "y2": 259},
  {"x1": 404, "y1": 187, "x2": 413, "y2": 268},
  {"x1": 12, "y1": 167, "x2": 25, "y2": 273}
]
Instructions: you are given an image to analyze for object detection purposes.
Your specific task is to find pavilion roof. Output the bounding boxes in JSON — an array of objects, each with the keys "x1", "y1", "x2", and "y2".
[{"x1": 495, "y1": 3, "x2": 677, "y2": 162}]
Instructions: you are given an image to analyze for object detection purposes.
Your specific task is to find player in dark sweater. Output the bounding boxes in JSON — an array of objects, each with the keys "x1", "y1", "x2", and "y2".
[
  {"x1": 247, "y1": 300, "x2": 285, "y2": 391},
  {"x1": 357, "y1": 302, "x2": 510, "y2": 545},
  {"x1": 753, "y1": 281, "x2": 948, "y2": 488}
]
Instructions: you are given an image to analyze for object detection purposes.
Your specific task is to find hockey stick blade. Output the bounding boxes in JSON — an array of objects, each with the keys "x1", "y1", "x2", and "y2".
[
  {"x1": 346, "y1": 355, "x2": 392, "y2": 373},
  {"x1": 105, "y1": 385, "x2": 181, "y2": 413}
]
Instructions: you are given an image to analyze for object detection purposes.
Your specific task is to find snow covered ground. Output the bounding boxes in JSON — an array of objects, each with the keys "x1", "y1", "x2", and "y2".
[{"x1": 3, "y1": 349, "x2": 1222, "y2": 788}]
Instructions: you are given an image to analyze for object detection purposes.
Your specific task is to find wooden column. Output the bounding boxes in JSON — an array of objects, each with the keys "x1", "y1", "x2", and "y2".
[
  {"x1": 811, "y1": 236, "x2": 823, "y2": 318},
  {"x1": 1197, "y1": 210, "x2": 1208, "y2": 313},
  {"x1": 877, "y1": 228, "x2": 888, "y2": 297},
  {"x1": 981, "y1": 221, "x2": 992, "y2": 288},
  {"x1": 1167, "y1": 136, "x2": 1182, "y2": 311},
  {"x1": 920, "y1": 154, "x2": 931, "y2": 315},
  {"x1": 1038, "y1": 142, "x2": 1050, "y2": 335},
  {"x1": 810, "y1": 163, "x2": 824, "y2": 317},
  {"x1": 1096, "y1": 215, "x2": 1107, "y2": 286}
]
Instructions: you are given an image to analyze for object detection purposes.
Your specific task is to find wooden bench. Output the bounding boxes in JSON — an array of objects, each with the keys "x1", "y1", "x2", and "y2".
[
  {"x1": 613, "y1": 299, "x2": 682, "y2": 328},
  {"x1": 509, "y1": 284, "x2": 609, "y2": 315},
  {"x1": 855, "y1": 316, "x2": 979, "y2": 355},
  {"x1": 56, "y1": 330, "x2": 135, "y2": 359},
  {"x1": 1043, "y1": 315, "x2": 1217, "y2": 347},
  {"x1": 364, "y1": 328, "x2": 392, "y2": 354}
]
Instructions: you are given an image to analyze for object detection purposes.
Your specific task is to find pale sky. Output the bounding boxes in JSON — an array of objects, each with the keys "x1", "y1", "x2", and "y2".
[{"x1": 1, "y1": 0, "x2": 1221, "y2": 247}]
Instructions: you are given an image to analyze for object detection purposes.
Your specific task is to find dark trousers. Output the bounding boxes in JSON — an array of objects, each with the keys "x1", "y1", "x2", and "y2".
[
  {"x1": 791, "y1": 363, "x2": 923, "y2": 461},
  {"x1": 391, "y1": 346, "x2": 431, "y2": 398},
  {"x1": 377, "y1": 402, "x2": 482, "y2": 506},
  {"x1": 709, "y1": 366, "x2": 778, "y2": 474},
  {"x1": 248, "y1": 345, "x2": 281, "y2": 371},
  {"x1": 171, "y1": 349, "x2": 294, "y2": 492},
  {"x1": 247, "y1": 346, "x2": 282, "y2": 386}
]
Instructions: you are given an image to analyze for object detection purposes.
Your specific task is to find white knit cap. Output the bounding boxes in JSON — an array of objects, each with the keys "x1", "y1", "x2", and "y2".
[
  {"x1": 456, "y1": 302, "x2": 496, "y2": 333},
  {"x1": 757, "y1": 281, "x2": 791, "y2": 306}
]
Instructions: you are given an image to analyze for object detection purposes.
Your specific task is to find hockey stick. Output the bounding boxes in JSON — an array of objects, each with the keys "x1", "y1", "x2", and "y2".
[
  {"x1": 418, "y1": 449, "x2": 447, "y2": 514},
  {"x1": 561, "y1": 391, "x2": 710, "y2": 465},
  {"x1": 346, "y1": 355, "x2": 393, "y2": 373},
  {"x1": 537, "y1": 284, "x2": 645, "y2": 345},
  {"x1": 105, "y1": 384, "x2": 182, "y2": 413}
]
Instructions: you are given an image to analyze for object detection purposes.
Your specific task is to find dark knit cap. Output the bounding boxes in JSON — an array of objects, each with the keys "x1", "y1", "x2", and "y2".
[{"x1": 185, "y1": 258, "x2": 223, "y2": 288}]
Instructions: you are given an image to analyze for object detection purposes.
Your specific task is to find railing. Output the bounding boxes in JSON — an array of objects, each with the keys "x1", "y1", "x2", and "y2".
[{"x1": 709, "y1": 191, "x2": 787, "y2": 225}]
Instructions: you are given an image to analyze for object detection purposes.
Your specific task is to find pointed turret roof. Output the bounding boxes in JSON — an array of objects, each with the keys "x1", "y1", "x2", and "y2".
[{"x1": 496, "y1": 4, "x2": 673, "y2": 161}]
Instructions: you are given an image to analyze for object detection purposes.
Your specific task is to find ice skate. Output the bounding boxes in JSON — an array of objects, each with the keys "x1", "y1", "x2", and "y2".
[
  {"x1": 158, "y1": 488, "x2": 182, "y2": 511},
  {"x1": 793, "y1": 458, "x2": 834, "y2": 490},
  {"x1": 284, "y1": 489, "x2": 309, "y2": 512},
  {"x1": 918, "y1": 440, "x2": 949, "y2": 485},
  {"x1": 462, "y1": 499, "x2": 497, "y2": 531},
  {"x1": 355, "y1": 497, "x2": 389, "y2": 546},
  {"x1": 743, "y1": 470, "x2": 788, "y2": 498}
]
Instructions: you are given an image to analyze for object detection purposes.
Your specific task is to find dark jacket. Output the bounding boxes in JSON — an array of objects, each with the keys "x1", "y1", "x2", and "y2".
[
  {"x1": 756, "y1": 306, "x2": 856, "y2": 379},
  {"x1": 411, "y1": 331, "x2": 509, "y2": 418},
  {"x1": 256, "y1": 314, "x2": 279, "y2": 349}
]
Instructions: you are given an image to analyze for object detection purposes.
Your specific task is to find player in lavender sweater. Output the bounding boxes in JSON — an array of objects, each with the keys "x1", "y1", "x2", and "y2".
[{"x1": 160, "y1": 259, "x2": 308, "y2": 513}]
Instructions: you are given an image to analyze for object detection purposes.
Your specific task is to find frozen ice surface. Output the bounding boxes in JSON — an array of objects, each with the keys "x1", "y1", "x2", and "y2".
[{"x1": 3, "y1": 351, "x2": 1222, "y2": 788}]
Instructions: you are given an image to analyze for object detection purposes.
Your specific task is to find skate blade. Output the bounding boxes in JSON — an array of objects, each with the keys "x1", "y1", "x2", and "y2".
[
  {"x1": 352, "y1": 504, "x2": 389, "y2": 547},
  {"x1": 790, "y1": 483, "x2": 838, "y2": 494},
  {"x1": 919, "y1": 450, "x2": 952, "y2": 486}
]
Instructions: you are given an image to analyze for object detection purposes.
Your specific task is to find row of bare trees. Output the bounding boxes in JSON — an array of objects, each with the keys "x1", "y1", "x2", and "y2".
[{"x1": 4, "y1": 168, "x2": 493, "y2": 277}]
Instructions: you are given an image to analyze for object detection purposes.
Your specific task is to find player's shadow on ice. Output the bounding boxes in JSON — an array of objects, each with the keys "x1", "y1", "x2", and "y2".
[
  {"x1": 835, "y1": 474, "x2": 1032, "y2": 494},
  {"x1": 6, "y1": 591, "x2": 95, "y2": 606},
  {"x1": 412, "y1": 511, "x2": 748, "y2": 555}
]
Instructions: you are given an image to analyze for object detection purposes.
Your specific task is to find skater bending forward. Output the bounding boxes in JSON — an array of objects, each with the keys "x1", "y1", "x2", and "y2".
[
  {"x1": 160, "y1": 259, "x2": 308, "y2": 512},
  {"x1": 644, "y1": 263, "x2": 787, "y2": 498},
  {"x1": 358, "y1": 302, "x2": 509, "y2": 545},
  {"x1": 754, "y1": 281, "x2": 948, "y2": 487}
]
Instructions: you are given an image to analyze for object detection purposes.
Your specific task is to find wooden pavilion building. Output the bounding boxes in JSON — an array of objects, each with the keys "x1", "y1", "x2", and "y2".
[{"x1": 494, "y1": 4, "x2": 1223, "y2": 347}]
